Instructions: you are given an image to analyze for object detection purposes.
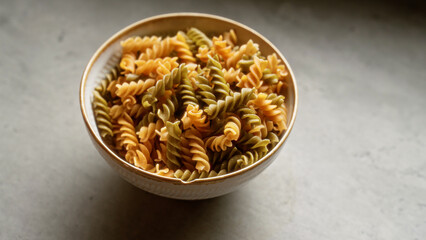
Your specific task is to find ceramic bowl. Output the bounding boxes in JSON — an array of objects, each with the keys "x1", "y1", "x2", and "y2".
[{"x1": 80, "y1": 13, "x2": 298, "y2": 200}]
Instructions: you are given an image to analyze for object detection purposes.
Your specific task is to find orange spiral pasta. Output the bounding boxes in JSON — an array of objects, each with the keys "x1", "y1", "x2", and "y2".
[
  {"x1": 173, "y1": 32, "x2": 196, "y2": 63},
  {"x1": 185, "y1": 128, "x2": 210, "y2": 172},
  {"x1": 226, "y1": 40, "x2": 259, "y2": 68},
  {"x1": 249, "y1": 93, "x2": 287, "y2": 134},
  {"x1": 137, "y1": 120, "x2": 162, "y2": 143},
  {"x1": 117, "y1": 113, "x2": 139, "y2": 150},
  {"x1": 134, "y1": 57, "x2": 178, "y2": 76},
  {"x1": 223, "y1": 29, "x2": 237, "y2": 48},
  {"x1": 121, "y1": 36, "x2": 161, "y2": 54},
  {"x1": 115, "y1": 78, "x2": 156, "y2": 100},
  {"x1": 125, "y1": 142, "x2": 153, "y2": 169},
  {"x1": 223, "y1": 67, "x2": 242, "y2": 84},
  {"x1": 237, "y1": 56, "x2": 268, "y2": 89},
  {"x1": 120, "y1": 52, "x2": 137, "y2": 74},
  {"x1": 205, "y1": 115, "x2": 241, "y2": 151},
  {"x1": 138, "y1": 37, "x2": 174, "y2": 61},
  {"x1": 212, "y1": 35, "x2": 232, "y2": 61},
  {"x1": 196, "y1": 45, "x2": 212, "y2": 63}
]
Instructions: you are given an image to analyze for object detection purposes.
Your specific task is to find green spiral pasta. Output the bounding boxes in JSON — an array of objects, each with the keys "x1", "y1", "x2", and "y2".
[
  {"x1": 266, "y1": 132, "x2": 280, "y2": 149},
  {"x1": 262, "y1": 69, "x2": 279, "y2": 85},
  {"x1": 174, "y1": 169, "x2": 227, "y2": 182},
  {"x1": 237, "y1": 59, "x2": 254, "y2": 73},
  {"x1": 142, "y1": 64, "x2": 187, "y2": 107},
  {"x1": 166, "y1": 120, "x2": 182, "y2": 169},
  {"x1": 236, "y1": 106, "x2": 263, "y2": 135},
  {"x1": 205, "y1": 88, "x2": 255, "y2": 118},
  {"x1": 237, "y1": 131, "x2": 270, "y2": 154},
  {"x1": 157, "y1": 95, "x2": 178, "y2": 122},
  {"x1": 178, "y1": 72, "x2": 198, "y2": 110},
  {"x1": 266, "y1": 92, "x2": 285, "y2": 106},
  {"x1": 210, "y1": 146, "x2": 241, "y2": 168},
  {"x1": 195, "y1": 70, "x2": 216, "y2": 107},
  {"x1": 95, "y1": 66, "x2": 119, "y2": 100},
  {"x1": 207, "y1": 55, "x2": 230, "y2": 100},
  {"x1": 187, "y1": 27, "x2": 212, "y2": 48},
  {"x1": 93, "y1": 90, "x2": 113, "y2": 138},
  {"x1": 136, "y1": 112, "x2": 156, "y2": 130}
]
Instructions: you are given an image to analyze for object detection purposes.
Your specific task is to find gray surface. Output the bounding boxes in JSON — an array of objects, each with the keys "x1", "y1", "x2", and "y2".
[{"x1": 1, "y1": 0, "x2": 425, "y2": 239}]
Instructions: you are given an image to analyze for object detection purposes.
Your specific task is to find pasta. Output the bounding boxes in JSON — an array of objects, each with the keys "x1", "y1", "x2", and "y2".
[
  {"x1": 92, "y1": 90, "x2": 113, "y2": 138},
  {"x1": 92, "y1": 27, "x2": 289, "y2": 181}
]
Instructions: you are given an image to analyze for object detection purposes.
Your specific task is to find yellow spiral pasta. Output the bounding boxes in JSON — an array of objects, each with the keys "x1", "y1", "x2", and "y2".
[
  {"x1": 212, "y1": 35, "x2": 232, "y2": 61},
  {"x1": 134, "y1": 57, "x2": 178, "y2": 76},
  {"x1": 267, "y1": 53, "x2": 288, "y2": 79},
  {"x1": 121, "y1": 36, "x2": 161, "y2": 54},
  {"x1": 249, "y1": 93, "x2": 287, "y2": 134},
  {"x1": 237, "y1": 56, "x2": 268, "y2": 89},
  {"x1": 117, "y1": 113, "x2": 138, "y2": 150},
  {"x1": 223, "y1": 67, "x2": 242, "y2": 84},
  {"x1": 137, "y1": 119, "x2": 162, "y2": 143},
  {"x1": 138, "y1": 37, "x2": 174, "y2": 61},
  {"x1": 196, "y1": 45, "x2": 212, "y2": 63},
  {"x1": 185, "y1": 128, "x2": 210, "y2": 172},
  {"x1": 125, "y1": 142, "x2": 152, "y2": 169},
  {"x1": 115, "y1": 78, "x2": 156, "y2": 100},
  {"x1": 181, "y1": 104, "x2": 210, "y2": 133},
  {"x1": 205, "y1": 115, "x2": 241, "y2": 151},
  {"x1": 173, "y1": 32, "x2": 196, "y2": 63},
  {"x1": 146, "y1": 162, "x2": 174, "y2": 177},
  {"x1": 226, "y1": 40, "x2": 259, "y2": 68},
  {"x1": 223, "y1": 29, "x2": 237, "y2": 48},
  {"x1": 120, "y1": 52, "x2": 137, "y2": 74}
]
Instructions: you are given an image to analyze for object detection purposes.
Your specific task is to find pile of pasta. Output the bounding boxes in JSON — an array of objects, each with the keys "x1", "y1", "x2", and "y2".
[{"x1": 93, "y1": 27, "x2": 289, "y2": 181}]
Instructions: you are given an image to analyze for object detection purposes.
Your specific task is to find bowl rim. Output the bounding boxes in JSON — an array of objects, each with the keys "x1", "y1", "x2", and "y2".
[{"x1": 80, "y1": 12, "x2": 299, "y2": 185}]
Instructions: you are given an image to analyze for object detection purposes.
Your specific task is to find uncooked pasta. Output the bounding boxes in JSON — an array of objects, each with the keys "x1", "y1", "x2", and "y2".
[{"x1": 92, "y1": 27, "x2": 289, "y2": 181}]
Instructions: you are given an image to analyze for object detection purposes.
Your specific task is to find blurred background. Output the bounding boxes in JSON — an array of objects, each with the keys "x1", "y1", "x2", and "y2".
[{"x1": 1, "y1": 0, "x2": 425, "y2": 239}]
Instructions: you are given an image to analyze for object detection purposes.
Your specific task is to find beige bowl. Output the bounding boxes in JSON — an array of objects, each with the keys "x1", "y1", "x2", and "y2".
[{"x1": 80, "y1": 13, "x2": 298, "y2": 200}]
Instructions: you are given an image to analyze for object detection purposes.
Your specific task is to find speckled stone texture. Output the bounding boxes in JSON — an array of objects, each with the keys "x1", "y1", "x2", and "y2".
[{"x1": 0, "y1": 0, "x2": 425, "y2": 239}]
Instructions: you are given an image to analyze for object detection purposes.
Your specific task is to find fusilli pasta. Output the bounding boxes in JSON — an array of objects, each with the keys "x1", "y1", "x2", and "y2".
[{"x1": 92, "y1": 27, "x2": 289, "y2": 181}]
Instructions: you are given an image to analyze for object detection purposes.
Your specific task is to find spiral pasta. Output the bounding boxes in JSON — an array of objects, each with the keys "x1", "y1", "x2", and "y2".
[
  {"x1": 121, "y1": 36, "x2": 161, "y2": 54},
  {"x1": 138, "y1": 37, "x2": 174, "y2": 61},
  {"x1": 115, "y1": 78, "x2": 155, "y2": 100},
  {"x1": 134, "y1": 57, "x2": 178, "y2": 76},
  {"x1": 166, "y1": 120, "x2": 182, "y2": 169},
  {"x1": 205, "y1": 88, "x2": 255, "y2": 119},
  {"x1": 187, "y1": 27, "x2": 212, "y2": 48},
  {"x1": 157, "y1": 95, "x2": 178, "y2": 122},
  {"x1": 195, "y1": 70, "x2": 216, "y2": 106},
  {"x1": 237, "y1": 56, "x2": 268, "y2": 89},
  {"x1": 142, "y1": 64, "x2": 187, "y2": 107},
  {"x1": 93, "y1": 27, "x2": 289, "y2": 181},
  {"x1": 249, "y1": 93, "x2": 287, "y2": 133},
  {"x1": 207, "y1": 55, "x2": 231, "y2": 100},
  {"x1": 120, "y1": 52, "x2": 137, "y2": 74},
  {"x1": 185, "y1": 128, "x2": 210, "y2": 172},
  {"x1": 173, "y1": 32, "x2": 196, "y2": 63},
  {"x1": 212, "y1": 36, "x2": 232, "y2": 61},
  {"x1": 226, "y1": 40, "x2": 259, "y2": 68},
  {"x1": 95, "y1": 66, "x2": 119, "y2": 98},
  {"x1": 92, "y1": 91, "x2": 113, "y2": 138}
]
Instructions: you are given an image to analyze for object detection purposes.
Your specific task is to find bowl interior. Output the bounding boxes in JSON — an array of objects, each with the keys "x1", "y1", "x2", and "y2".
[{"x1": 81, "y1": 13, "x2": 298, "y2": 183}]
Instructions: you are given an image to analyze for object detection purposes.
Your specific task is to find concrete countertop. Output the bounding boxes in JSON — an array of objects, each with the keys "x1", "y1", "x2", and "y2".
[{"x1": 1, "y1": 0, "x2": 425, "y2": 239}]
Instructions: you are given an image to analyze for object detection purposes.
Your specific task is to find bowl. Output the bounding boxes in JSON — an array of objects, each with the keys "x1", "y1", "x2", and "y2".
[{"x1": 80, "y1": 13, "x2": 298, "y2": 200}]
